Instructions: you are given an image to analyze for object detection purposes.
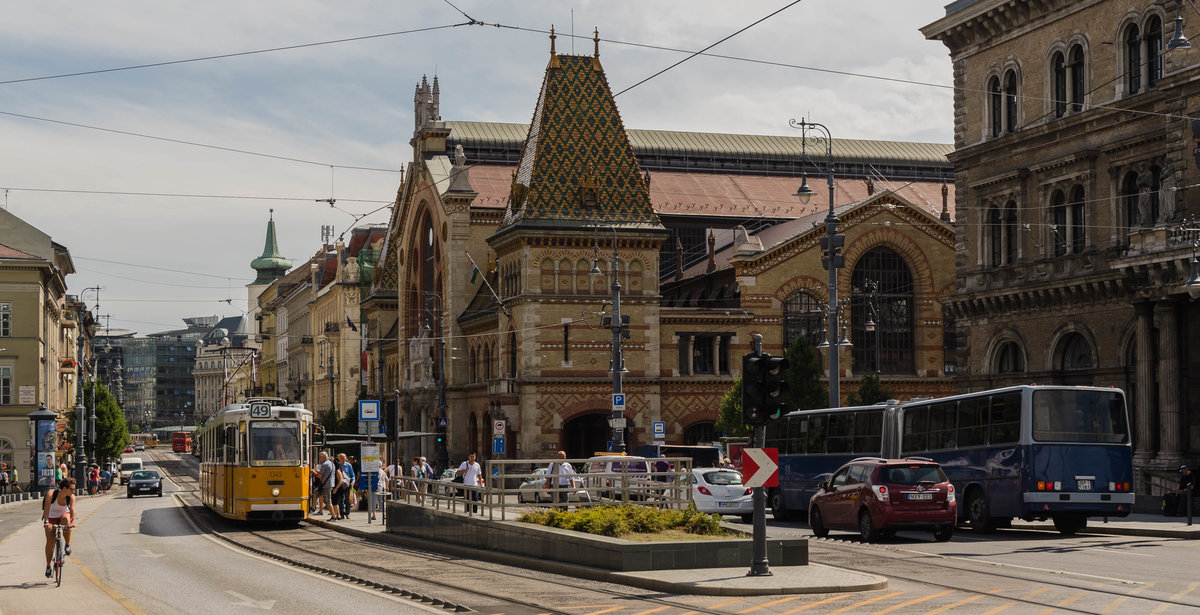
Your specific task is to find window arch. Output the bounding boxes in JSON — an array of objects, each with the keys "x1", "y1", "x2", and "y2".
[
  {"x1": 1069, "y1": 185, "x2": 1086, "y2": 253},
  {"x1": 683, "y1": 422, "x2": 716, "y2": 446},
  {"x1": 1069, "y1": 44, "x2": 1086, "y2": 112},
  {"x1": 1004, "y1": 70, "x2": 1018, "y2": 132},
  {"x1": 1121, "y1": 170, "x2": 1140, "y2": 233},
  {"x1": 0, "y1": 437, "x2": 12, "y2": 468},
  {"x1": 989, "y1": 76, "x2": 1002, "y2": 137},
  {"x1": 1051, "y1": 190, "x2": 1068, "y2": 257},
  {"x1": 782, "y1": 291, "x2": 825, "y2": 349},
  {"x1": 851, "y1": 247, "x2": 915, "y2": 374},
  {"x1": 1057, "y1": 332, "x2": 1094, "y2": 370},
  {"x1": 1052, "y1": 51, "x2": 1067, "y2": 118},
  {"x1": 1147, "y1": 15, "x2": 1163, "y2": 87},
  {"x1": 994, "y1": 341, "x2": 1026, "y2": 373},
  {"x1": 1004, "y1": 205, "x2": 1018, "y2": 265},
  {"x1": 1125, "y1": 23, "x2": 1141, "y2": 95},
  {"x1": 988, "y1": 206, "x2": 1003, "y2": 266}
]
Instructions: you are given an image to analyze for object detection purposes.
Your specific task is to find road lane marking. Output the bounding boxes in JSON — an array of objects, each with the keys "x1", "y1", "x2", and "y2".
[
  {"x1": 1171, "y1": 581, "x2": 1200, "y2": 600},
  {"x1": 1129, "y1": 581, "x2": 1155, "y2": 594},
  {"x1": 1093, "y1": 547, "x2": 1152, "y2": 557},
  {"x1": 778, "y1": 594, "x2": 851, "y2": 614},
  {"x1": 979, "y1": 604, "x2": 1013, "y2": 615},
  {"x1": 1101, "y1": 596, "x2": 1130, "y2": 613},
  {"x1": 867, "y1": 589, "x2": 953, "y2": 614},
  {"x1": 924, "y1": 594, "x2": 985, "y2": 614},
  {"x1": 737, "y1": 596, "x2": 804, "y2": 612},
  {"x1": 560, "y1": 607, "x2": 624, "y2": 615},
  {"x1": 825, "y1": 592, "x2": 902, "y2": 615},
  {"x1": 630, "y1": 607, "x2": 671, "y2": 615},
  {"x1": 226, "y1": 590, "x2": 276, "y2": 610},
  {"x1": 1056, "y1": 590, "x2": 1086, "y2": 607},
  {"x1": 77, "y1": 562, "x2": 148, "y2": 615},
  {"x1": 1019, "y1": 586, "x2": 1052, "y2": 601}
]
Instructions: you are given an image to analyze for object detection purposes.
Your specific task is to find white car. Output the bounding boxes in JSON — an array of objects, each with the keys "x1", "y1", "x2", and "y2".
[
  {"x1": 517, "y1": 467, "x2": 590, "y2": 504},
  {"x1": 691, "y1": 468, "x2": 754, "y2": 522}
]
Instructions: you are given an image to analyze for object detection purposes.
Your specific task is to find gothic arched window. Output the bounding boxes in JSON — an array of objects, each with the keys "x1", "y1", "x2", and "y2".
[
  {"x1": 782, "y1": 291, "x2": 825, "y2": 349},
  {"x1": 851, "y1": 247, "x2": 915, "y2": 374}
]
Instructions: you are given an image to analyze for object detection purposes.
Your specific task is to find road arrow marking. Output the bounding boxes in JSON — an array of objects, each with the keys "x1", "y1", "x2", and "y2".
[{"x1": 226, "y1": 590, "x2": 276, "y2": 610}]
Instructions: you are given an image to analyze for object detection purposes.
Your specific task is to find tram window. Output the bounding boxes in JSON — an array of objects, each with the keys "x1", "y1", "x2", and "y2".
[
  {"x1": 251, "y1": 421, "x2": 301, "y2": 463},
  {"x1": 827, "y1": 413, "x2": 854, "y2": 454},
  {"x1": 989, "y1": 393, "x2": 1021, "y2": 444},
  {"x1": 957, "y1": 398, "x2": 986, "y2": 447},
  {"x1": 854, "y1": 411, "x2": 883, "y2": 453},
  {"x1": 902, "y1": 406, "x2": 929, "y2": 452},
  {"x1": 927, "y1": 402, "x2": 957, "y2": 450}
]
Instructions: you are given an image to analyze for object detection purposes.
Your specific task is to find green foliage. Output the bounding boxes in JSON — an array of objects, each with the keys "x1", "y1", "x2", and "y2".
[
  {"x1": 845, "y1": 373, "x2": 894, "y2": 406},
  {"x1": 782, "y1": 335, "x2": 829, "y2": 411},
  {"x1": 319, "y1": 402, "x2": 360, "y2": 435},
  {"x1": 518, "y1": 504, "x2": 730, "y2": 538},
  {"x1": 715, "y1": 378, "x2": 750, "y2": 438},
  {"x1": 64, "y1": 382, "x2": 129, "y2": 464}
]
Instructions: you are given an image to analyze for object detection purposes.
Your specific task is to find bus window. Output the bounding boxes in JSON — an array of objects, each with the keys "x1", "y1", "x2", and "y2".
[
  {"x1": 903, "y1": 406, "x2": 929, "y2": 452},
  {"x1": 989, "y1": 392, "x2": 1021, "y2": 444},
  {"x1": 957, "y1": 397, "x2": 986, "y2": 447},
  {"x1": 928, "y1": 402, "x2": 957, "y2": 450},
  {"x1": 1032, "y1": 389, "x2": 1129, "y2": 443},
  {"x1": 827, "y1": 413, "x2": 853, "y2": 453},
  {"x1": 854, "y1": 410, "x2": 883, "y2": 453},
  {"x1": 805, "y1": 415, "x2": 827, "y2": 454}
]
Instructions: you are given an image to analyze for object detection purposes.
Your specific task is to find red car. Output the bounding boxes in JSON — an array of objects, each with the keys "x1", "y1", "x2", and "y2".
[{"x1": 808, "y1": 457, "x2": 956, "y2": 542}]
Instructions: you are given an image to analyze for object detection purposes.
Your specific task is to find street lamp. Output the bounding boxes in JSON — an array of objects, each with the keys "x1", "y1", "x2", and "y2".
[
  {"x1": 791, "y1": 118, "x2": 843, "y2": 408},
  {"x1": 591, "y1": 225, "x2": 628, "y2": 454},
  {"x1": 862, "y1": 280, "x2": 882, "y2": 374}
]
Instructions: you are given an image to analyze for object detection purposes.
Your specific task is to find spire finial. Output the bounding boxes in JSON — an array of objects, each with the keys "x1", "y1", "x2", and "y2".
[
  {"x1": 550, "y1": 25, "x2": 556, "y2": 55},
  {"x1": 594, "y1": 28, "x2": 600, "y2": 58},
  {"x1": 269, "y1": 208, "x2": 274, "y2": 221}
]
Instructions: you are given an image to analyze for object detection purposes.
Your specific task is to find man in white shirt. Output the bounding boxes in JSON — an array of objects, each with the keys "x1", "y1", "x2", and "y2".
[
  {"x1": 544, "y1": 451, "x2": 577, "y2": 507},
  {"x1": 455, "y1": 452, "x2": 483, "y2": 513}
]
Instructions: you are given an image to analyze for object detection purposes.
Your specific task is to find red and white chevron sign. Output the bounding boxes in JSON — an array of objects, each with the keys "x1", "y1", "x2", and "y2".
[{"x1": 741, "y1": 447, "x2": 778, "y2": 489}]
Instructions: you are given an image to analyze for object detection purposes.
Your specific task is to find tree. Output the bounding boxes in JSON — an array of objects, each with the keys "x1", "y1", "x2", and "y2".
[
  {"x1": 715, "y1": 377, "x2": 751, "y2": 439},
  {"x1": 845, "y1": 373, "x2": 894, "y2": 406},
  {"x1": 782, "y1": 335, "x2": 829, "y2": 411},
  {"x1": 64, "y1": 381, "x2": 130, "y2": 465}
]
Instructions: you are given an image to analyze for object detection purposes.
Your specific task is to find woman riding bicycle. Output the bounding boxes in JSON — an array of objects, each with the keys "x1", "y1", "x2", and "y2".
[{"x1": 42, "y1": 477, "x2": 76, "y2": 578}]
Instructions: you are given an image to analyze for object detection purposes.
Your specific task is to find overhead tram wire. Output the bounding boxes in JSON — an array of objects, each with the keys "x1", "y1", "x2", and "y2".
[
  {"x1": 0, "y1": 185, "x2": 389, "y2": 205},
  {"x1": 0, "y1": 23, "x2": 473, "y2": 87}
]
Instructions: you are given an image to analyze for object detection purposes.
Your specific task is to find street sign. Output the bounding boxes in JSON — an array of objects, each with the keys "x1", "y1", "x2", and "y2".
[
  {"x1": 437, "y1": 416, "x2": 448, "y2": 428},
  {"x1": 652, "y1": 421, "x2": 665, "y2": 443},
  {"x1": 612, "y1": 393, "x2": 625, "y2": 411},
  {"x1": 609, "y1": 417, "x2": 627, "y2": 430},
  {"x1": 493, "y1": 420, "x2": 505, "y2": 435},
  {"x1": 492, "y1": 437, "x2": 506, "y2": 454},
  {"x1": 359, "y1": 400, "x2": 380, "y2": 421},
  {"x1": 742, "y1": 447, "x2": 779, "y2": 489}
]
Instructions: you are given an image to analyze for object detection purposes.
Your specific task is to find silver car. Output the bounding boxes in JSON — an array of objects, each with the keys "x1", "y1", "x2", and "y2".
[
  {"x1": 691, "y1": 468, "x2": 753, "y2": 522},
  {"x1": 517, "y1": 467, "x2": 590, "y2": 504}
]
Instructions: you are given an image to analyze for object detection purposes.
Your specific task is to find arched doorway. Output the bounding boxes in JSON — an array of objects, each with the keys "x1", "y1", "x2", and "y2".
[{"x1": 561, "y1": 413, "x2": 614, "y2": 458}]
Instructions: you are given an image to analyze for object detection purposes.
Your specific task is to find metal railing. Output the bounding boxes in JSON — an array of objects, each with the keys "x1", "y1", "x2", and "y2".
[{"x1": 387, "y1": 457, "x2": 695, "y2": 521}]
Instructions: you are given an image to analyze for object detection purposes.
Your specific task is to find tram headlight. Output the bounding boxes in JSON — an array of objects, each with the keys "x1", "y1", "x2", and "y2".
[{"x1": 271, "y1": 487, "x2": 281, "y2": 497}]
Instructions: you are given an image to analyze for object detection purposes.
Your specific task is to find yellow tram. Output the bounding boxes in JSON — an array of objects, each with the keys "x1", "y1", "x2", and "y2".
[{"x1": 196, "y1": 398, "x2": 313, "y2": 522}]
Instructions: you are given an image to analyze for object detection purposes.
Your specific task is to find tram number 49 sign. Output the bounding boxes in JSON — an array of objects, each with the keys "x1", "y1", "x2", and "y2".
[{"x1": 741, "y1": 448, "x2": 779, "y2": 489}]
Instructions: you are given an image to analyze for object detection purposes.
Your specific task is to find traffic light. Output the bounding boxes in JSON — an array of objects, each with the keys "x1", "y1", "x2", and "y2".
[
  {"x1": 819, "y1": 233, "x2": 845, "y2": 271},
  {"x1": 435, "y1": 425, "x2": 446, "y2": 445},
  {"x1": 760, "y1": 355, "x2": 789, "y2": 420},
  {"x1": 742, "y1": 353, "x2": 766, "y2": 425}
]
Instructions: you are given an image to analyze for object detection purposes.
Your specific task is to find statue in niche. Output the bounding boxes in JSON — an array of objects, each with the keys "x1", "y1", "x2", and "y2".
[
  {"x1": 1136, "y1": 167, "x2": 1154, "y2": 228},
  {"x1": 1159, "y1": 164, "x2": 1177, "y2": 223}
]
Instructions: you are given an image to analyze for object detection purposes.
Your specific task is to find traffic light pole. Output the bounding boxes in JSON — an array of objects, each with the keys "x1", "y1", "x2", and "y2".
[{"x1": 747, "y1": 334, "x2": 771, "y2": 577}]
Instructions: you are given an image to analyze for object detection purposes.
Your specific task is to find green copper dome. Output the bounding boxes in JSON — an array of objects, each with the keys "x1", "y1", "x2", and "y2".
[{"x1": 251, "y1": 209, "x2": 291, "y2": 285}]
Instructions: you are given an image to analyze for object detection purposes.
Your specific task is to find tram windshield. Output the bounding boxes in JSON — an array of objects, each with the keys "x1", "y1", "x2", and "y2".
[
  {"x1": 250, "y1": 420, "x2": 301, "y2": 463},
  {"x1": 1032, "y1": 390, "x2": 1128, "y2": 444}
]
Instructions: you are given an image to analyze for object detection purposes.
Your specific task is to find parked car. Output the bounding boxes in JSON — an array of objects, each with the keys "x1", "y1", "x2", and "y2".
[
  {"x1": 584, "y1": 455, "x2": 655, "y2": 500},
  {"x1": 690, "y1": 468, "x2": 753, "y2": 522},
  {"x1": 124, "y1": 445, "x2": 134, "y2": 453},
  {"x1": 517, "y1": 467, "x2": 590, "y2": 504},
  {"x1": 134, "y1": 443, "x2": 145, "y2": 452},
  {"x1": 127, "y1": 469, "x2": 163, "y2": 498},
  {"x1": 808, "y1": 457, "x2": 956, "y2": 543}
]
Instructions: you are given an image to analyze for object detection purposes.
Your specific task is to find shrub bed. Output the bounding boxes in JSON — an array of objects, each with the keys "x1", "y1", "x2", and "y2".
[{"x1": 517, "y1": 504, "x2": 729, "y2": 538}]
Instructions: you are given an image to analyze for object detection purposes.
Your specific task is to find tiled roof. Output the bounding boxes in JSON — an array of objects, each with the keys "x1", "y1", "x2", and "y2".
[
  {"x1": 0, "y1": 242, "x2": 40, "y2": 260},
  {"x1": 465, "y1": 164, "x2": 955, "y2": 221},
  {"x1": 502, "y1": 54, "x2": 660, "y2": 230}
]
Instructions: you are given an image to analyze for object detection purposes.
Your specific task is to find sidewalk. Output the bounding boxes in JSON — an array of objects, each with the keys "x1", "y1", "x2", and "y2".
[{"x1": 305, "y1": 506, "x2": 1200, "y2": 596}]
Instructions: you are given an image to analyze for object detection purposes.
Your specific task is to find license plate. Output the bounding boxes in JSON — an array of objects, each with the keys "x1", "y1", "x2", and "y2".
[
  {"x1": 1077, "y1": 479, "x2": 1092, "y2": 491},
  {"x1": 906, "y1": 493, "x2": 933, "y2": 500},
  {"x1": 718, "y1": 501, "x2": 738, "y2": 507}
]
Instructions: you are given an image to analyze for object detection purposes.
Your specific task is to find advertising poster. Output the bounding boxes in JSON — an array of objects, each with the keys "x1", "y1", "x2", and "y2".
[{"x1": 38, "y1": 452, "x2": 56, "y2": 489}]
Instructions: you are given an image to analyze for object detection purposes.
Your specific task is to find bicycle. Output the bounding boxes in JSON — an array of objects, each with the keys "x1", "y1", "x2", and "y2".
[{"x1": 50, "y1": 520, "x2": 67, "y2": 587}]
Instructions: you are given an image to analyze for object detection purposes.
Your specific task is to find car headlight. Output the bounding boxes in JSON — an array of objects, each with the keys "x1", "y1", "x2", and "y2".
[{"x1": 271, "y1": 487, "x2": 280, "y2": 497}]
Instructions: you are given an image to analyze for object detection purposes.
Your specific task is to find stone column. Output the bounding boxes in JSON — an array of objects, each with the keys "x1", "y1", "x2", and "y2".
[
  {"x1": 684, "y1": 335, "x2": 694, "y2": 375},
  {"x1": 712, "y1": 336, "x2": 721, "y2": 374},
  {"x1": 1134, "y1": 301, "x2": 1156, "y2": 464},
  {"x1": 1157, "y1": 301, "x2": 1184, "y2": 466}
]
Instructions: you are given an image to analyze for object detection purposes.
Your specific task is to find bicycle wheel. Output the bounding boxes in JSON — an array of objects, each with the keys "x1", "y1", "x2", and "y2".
[{"x1": 54, "y1": 534, "x2": 63, "y2": 587}]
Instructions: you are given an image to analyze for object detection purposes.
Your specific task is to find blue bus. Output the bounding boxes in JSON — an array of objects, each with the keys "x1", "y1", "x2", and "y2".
[{"x1": 764, "y1": 385, "x2": 1134, "y2": 535}]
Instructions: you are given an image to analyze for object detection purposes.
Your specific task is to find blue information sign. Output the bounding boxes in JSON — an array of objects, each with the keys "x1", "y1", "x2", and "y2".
[{"x1": 492, "y1": 437, "x2": 506, "y2": 454}]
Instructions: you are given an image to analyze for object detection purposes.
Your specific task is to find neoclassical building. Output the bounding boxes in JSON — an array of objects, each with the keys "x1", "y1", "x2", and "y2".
[
  {"x1": 362, "y1": 33, "x2": 958, "y2": 468},
  {"x1": 924, "y1": 0, "x2": 1200, "y2": 489}
]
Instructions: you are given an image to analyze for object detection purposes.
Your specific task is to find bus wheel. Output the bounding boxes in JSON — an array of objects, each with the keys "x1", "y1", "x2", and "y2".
[
  {"x1": 967, "y1": 488, "x2": 996, "y2": 533},
  {"x1": 1052, "y1": 513, "x2": 1086, "y2": 535},
  {"x1": 770, "y1": 490, "x2": 800, "y2": 522}
]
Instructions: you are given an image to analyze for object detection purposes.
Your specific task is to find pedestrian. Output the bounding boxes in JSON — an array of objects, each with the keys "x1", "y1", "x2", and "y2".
[
  {"x1": 314, "y1": 451, "x2": 337, "y2": 519},
  {"x1": 544, "y1": 451, "x2": 577, "y2": 508},
  {"x1": 0, "y1": 464, "x2": 9, "y2": 495},
  {"x1": 55, "y1": 463, "x2": 64, "y2": 483},
  {"x1": 654, "y1": 454, "x2": 672, "y2": 482},
  {"x1": 1176, "y1": 465, "x2": 1195, "y2": 517},
  {"x1": 87, "y1": 465, "x2": 100, "y2": 495},
  {"x1": 100, "y1": 467, "x2": 112, "y2": 494},
  {"x1": 10, "y1": 465, "x2": 19, "y2": 493},
  {"x1": 421, "y1": 456, "x2": 435, "y2": 481},
  {"x1": 455, "y1": 452, "x2": 484, "y2": 513},
  {"x1": 409, "y1": 456, "x2": 427, "y2": 505},
  {"x1": 721, "y1": 457, "x2": 735, "y2": 470},
  {"x1": 336, "y1": 453, "x2": 356, "y2": 519},
  {"x1": 371, "y1": 463, "x2": 391, "y2": 521}
]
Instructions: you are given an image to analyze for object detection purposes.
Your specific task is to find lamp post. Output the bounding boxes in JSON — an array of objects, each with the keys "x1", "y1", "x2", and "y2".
[
  {"x1": 591, "y1": 225, "x2": 627, "y2": 454},
  {"x1": 791, "y1": 118, "x2": 843, "y2": 408},
  {"x1": 424, "y1": 292, "x2": 451, "y2": 470}
]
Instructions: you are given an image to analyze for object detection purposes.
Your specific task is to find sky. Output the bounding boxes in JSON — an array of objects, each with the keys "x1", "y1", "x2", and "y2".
[{"x1": 0, "y1": 0, "x2": 955, "y2": 334}]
